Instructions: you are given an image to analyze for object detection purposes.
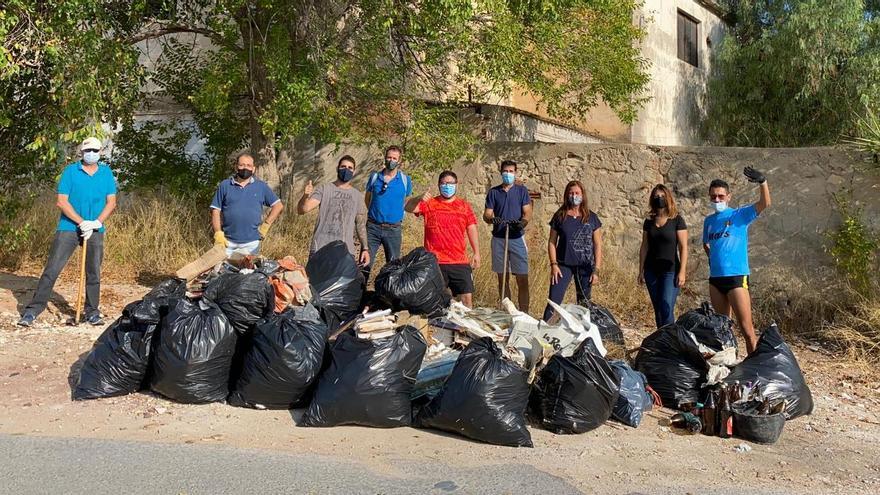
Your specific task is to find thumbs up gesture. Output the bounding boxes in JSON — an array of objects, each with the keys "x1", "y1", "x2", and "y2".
[
  {"x1": 304, "y1": 180, "x2": 314, "y2": 197},
  {"x1": 421, "y1": 191, "x2": 432, "y2": 203}
]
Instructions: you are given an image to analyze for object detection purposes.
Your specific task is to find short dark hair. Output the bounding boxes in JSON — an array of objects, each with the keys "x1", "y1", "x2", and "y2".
[
  {"x1": 384, "y1": 145, "x2": 402, "y2": 156},
  {"x1": 438, "y1": 170, "x2": 458, "y2": 183},
  {"x1": 235, "y1": 151, "x2": 254, "y2": 165},
  {"x1": 709, "y1": 179, "x2": 729, "y2": 192},
  {"x1": 500, "y1": 159, "x2": 517, "y2": 171},
  {"x1": 338, "y1": 155, "x2": 356, "y2": 168}
]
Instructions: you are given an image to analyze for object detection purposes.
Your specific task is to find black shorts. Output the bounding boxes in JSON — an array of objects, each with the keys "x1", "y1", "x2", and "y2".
[
  {"x1": 709, "y1": 275, "x2": 750, "y2": 295},
  {"x1": 440, "y1": 264, "x2": 474, "y2": 296}
]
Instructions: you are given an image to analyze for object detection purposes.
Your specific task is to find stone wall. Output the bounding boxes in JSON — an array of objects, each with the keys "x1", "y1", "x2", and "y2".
[
  {"x1": 290, "y1": 143, "x2": 879, "y2": 282},
  {"x1": 471, "y1": 144, "x2": 879, "y2": 281}
]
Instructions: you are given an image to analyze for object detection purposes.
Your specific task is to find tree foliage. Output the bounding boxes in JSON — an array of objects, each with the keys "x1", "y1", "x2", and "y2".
[
  {"x1": 2, "y1": 0, "x2": 650, "y2": 193},
  {"x1": 705, "y1": 0, "x2": 880, "y2": 147},
  {"x1": 0, "y1": 0, "x2": 145, "y2": 184}
]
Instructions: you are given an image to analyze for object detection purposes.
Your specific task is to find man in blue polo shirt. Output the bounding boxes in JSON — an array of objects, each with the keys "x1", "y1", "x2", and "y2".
[
  {"x1": 18, "y1": 137, "x2": 117, "y2": 327},
  {"x1": 362, "y1": 145, "x2": 412, "y2": 280},
  {"x1": 702, "y1": 166, "x2": 771, "y2": 355},
  {"x1": 483, "y1": 159, "x2": 532, "y2": 312},
  {"x1": 211, "y1": 152, "x2": 284, "y2": 257}
]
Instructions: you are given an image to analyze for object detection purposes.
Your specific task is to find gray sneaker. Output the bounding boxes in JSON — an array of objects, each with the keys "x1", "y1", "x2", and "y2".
[
  {"x1": 86, "y1": 312, "x2": 104, "y2": 326},
  {"x1": 17, "y1": 313, "x2": 36, "y2": 327}
]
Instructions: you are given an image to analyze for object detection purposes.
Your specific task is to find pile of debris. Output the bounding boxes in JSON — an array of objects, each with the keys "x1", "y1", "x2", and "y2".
[
  {"x1": 73, "y1": 245, "x2": 812, "y2": 448},
  {"x1": 636, "y1": 304, "x2": 814, "y2": 444}
]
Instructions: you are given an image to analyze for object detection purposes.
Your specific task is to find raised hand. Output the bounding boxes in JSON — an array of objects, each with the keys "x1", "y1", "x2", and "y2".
[{"x1": 743, "y1": 166, "x2": 766, "y2": 184}]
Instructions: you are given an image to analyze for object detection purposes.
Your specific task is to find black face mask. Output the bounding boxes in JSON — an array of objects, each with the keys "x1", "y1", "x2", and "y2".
[
  {"x1": 236, "y1": 169, "x2": 254, "y2": 180},
  {"x1": 651, "y1": 196, "x2": 667, "y2": 209}
]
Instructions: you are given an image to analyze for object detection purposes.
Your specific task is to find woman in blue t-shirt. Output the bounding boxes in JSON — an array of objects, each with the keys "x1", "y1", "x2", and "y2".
[
  {"x1": 638, "y1": 184, "x2": 688, "y2": 328},
  {"x1": 542, "y1": 180, "x2": 603, "y2": 322}
]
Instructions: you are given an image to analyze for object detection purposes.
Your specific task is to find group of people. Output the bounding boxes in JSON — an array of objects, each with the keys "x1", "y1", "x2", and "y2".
[{"x1": 18, "y1": 138, "x2": 772, "y2": 355}]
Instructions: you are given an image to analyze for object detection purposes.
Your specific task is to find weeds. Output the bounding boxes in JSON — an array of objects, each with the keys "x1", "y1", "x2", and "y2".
[{"x1": 5, "y1": 191, "x2": 878, "y2": 362}]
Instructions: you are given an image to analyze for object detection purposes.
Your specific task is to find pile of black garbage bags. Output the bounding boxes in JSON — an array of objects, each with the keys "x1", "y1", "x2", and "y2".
[
  {"x1": 73, "y1": 242, "x2": 811, "y2": 448},
  {"x1": 74, "y1": 241, "x2": 358, "y2": 406},
  {"x1": 634, "y1": 302, "x2": 813, "y2": 419}
]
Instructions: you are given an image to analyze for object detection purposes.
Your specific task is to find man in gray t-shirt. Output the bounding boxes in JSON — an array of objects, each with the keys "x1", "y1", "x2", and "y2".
[{"x1": 297, "y1": 155, "x2": 370, "y2": 265}]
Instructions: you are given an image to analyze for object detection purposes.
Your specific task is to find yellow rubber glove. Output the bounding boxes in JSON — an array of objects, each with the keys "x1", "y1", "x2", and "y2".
[
  {"x1": 213, "y1": 230, "x2": 227, "y2": 247},
  {"x1": 258, "y1": 222, "x2": 271, "y2": 239}
]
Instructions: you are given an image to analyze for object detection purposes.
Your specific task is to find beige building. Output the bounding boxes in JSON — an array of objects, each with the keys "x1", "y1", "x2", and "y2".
[{"x1": 482, "y1": 0, "x2": 728, "y2": 145}]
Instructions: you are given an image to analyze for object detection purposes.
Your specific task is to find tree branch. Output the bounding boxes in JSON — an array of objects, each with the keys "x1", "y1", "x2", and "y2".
[{"x1": 124, "y1": 23, "x2": 241, "y2": 51}]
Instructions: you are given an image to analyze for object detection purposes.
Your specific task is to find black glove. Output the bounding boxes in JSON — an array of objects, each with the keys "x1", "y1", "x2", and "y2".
[
  {"x1": 743, "y1": 166, "x2": 766, "y2": 184},
  {"x1": 512, "y1": 219, "x2": 525, "y2": 229}
]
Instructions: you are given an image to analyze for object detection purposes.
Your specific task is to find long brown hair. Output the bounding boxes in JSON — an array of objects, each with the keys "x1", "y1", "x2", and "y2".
[
  {"x1": 648, "y1": 183, "x2": 678, "y2": 219},
  {"x1": 553, "y1": 180, "x2": 591, "y2": 224}
]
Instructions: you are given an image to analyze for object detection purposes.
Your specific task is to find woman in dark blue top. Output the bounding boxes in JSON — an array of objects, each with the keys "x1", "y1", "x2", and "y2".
[
  {"x1": 542, "y1": 180, "x2": 603, "y2": 322},
  {"x1": 638, "y1": 184, "x2": 688, "y2": 328}
]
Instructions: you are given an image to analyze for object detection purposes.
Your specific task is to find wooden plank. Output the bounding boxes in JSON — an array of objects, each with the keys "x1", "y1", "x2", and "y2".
[{"x1": 175, "y1": 245, "x2": 226, "y2": 281}]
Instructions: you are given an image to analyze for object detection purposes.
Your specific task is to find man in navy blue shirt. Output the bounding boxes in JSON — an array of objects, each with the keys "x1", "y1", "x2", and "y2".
[
  {"x1": 210, "y1": 152, "x2": 284, "y2": 257},
  {"x1": 483, "y1": 160, "x2": 532, "y2": 312},
  {"x1": 19, "y1": 137, "x2": 117, "y2": 327},
  {"x1": 362, "y1": 145, "x2": 412, "y2": 280}
]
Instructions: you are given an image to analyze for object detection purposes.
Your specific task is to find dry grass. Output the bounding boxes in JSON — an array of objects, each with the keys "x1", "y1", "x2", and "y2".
[{"x1": 6, "y1": 192, "x2": 878, "y2": 363}]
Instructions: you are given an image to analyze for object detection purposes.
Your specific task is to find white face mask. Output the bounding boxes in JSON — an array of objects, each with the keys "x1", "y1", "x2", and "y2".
[
  {"x1": 713, "y1": 201, "x2": 728, "y2": 213},
  {"x1": 82, "y1": 151, "x2": 100, "y2": 165}
]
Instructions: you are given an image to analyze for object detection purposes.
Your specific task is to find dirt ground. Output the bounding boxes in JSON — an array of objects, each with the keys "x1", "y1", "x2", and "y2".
[{"x1": 1, "y1": 271, "x2": 879, "y2": 494}]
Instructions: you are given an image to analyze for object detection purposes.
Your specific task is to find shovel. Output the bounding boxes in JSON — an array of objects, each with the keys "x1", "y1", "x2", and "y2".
[{"x1": 72, "y1": 238, "x2": 88, "y2": 325}]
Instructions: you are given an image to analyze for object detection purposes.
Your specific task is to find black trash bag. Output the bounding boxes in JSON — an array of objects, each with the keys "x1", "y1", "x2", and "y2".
[
  {"x1": 724, "y1": 324, "x2": 813, "y2": 420},
  {"x1": 74, "y1": 301, "x2": 160, "y2": 400},
  {"x1": 306, "y1": 240, "x2": 365, "y2": 331},
  {"x1": 374, "y1": 248, "x2": 451, "y2": 316},
  {"x1": 203, "y1": 271, "x2": 274, "y2": 334},
  {"x1": 300, "y1": 325, "x2": 426, "y2": 427},
  {"x1": 416, "y1": 338, "x2": 533, "y2": 447},
  {"x1": 129, "y1": 278, "x2": 187, "y2": 323},
  {"x1": 586, "y1": 301, "x2": 625, "y2": 347},
  {"x1": 676, "y1": 302, "x2": 738, "y2": 352},
  {"x1": 634, "y1": 324, "x2": 710, "y2": 409},
  {"x1": 228, "y1": 304, "x2": 328, "y2": 409},
  {"x1": 73, "y1": 280, "x2": 186, "y2": 400},
  {"x1": 150, "y1": 298, "x2": 237, "y2": 404},
  {"x1": 608, "y1": 360, "x2": 653, "y2": 427},
  {"x1": 531, "y1": 339, "x2": 620, "y2": 434}
]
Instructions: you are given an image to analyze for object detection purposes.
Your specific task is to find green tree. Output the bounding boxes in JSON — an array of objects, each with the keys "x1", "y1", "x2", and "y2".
[
  {"x1": 705, "y1": 0, "x2": 880, "y2": 146},
  {"x1": 0, "y1": 0, "x2": 145, "y2": 183},
  {"x1": 3, "y1": 1, "x2": 650, "y2": 192}
]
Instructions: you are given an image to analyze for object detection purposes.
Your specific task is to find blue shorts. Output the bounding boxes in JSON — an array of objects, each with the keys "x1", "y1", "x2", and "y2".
[{"x1": 491, "y1": 236, "x2": 528, "y2": 275}]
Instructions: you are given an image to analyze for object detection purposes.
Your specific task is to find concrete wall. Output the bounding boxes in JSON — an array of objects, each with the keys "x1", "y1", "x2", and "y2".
[
  {"x1": 630, "y1": 0, "x2": 726, "y2": 145},
  {"x1": 290, "y1": 143, "x2": 879, "y2": 283},
  {"x1": 487, "y1": 1, "x2": 728, "y2": 146}
]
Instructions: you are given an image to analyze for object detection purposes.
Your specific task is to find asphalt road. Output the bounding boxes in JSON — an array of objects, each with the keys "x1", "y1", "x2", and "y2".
[{"x1": 0, "y1": 434, "x2": 583, "y2": 494}]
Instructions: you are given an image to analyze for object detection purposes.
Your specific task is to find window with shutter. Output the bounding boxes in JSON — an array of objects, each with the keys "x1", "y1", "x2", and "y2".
[{"x1": 677, "y1": 10, "x2": 699, "y2": 67}]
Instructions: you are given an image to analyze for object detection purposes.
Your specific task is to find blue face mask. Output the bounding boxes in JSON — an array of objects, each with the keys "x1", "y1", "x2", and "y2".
[
  {"x1": 569, "y1": 195, "x2": 582, "y2": 206},
  {"x1": 82, "y1": 151, "x2": 100, "y2": 165},
  {"x1": 713, "y1": 201, "x2": 728, "y2": 213},
  {"x1": 501, "y1": 172, "x2": 515, "y2": 185},
  {"x1": 439, "y1": 183, "x2": 457, "y2": 198},
  {"x1": 337, "y1": 167, "x2": 354, "y2": 183},
  {"x1": 385, "y1": 159, "x2": 398, "y2": 170}
]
